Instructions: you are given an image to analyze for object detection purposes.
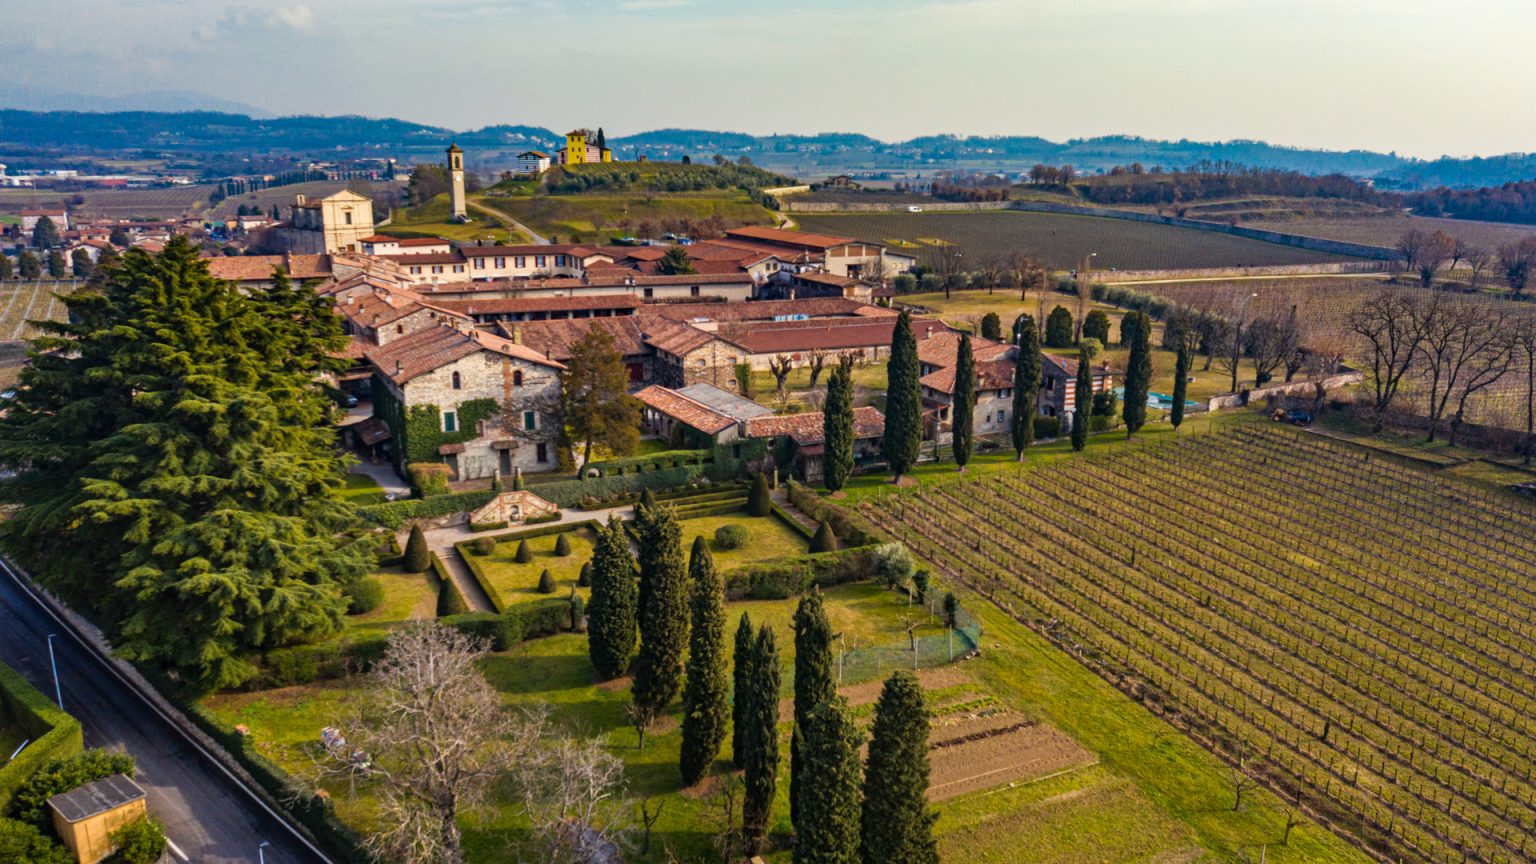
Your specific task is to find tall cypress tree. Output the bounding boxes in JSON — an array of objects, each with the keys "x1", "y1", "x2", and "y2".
[
  {"x1": 742, "y1": 625, "x2": 781, "y2": 855},
  {"x1": 791, "y1": 590, "x2": 837, "y2": 830},
  {"x1": 951, "y1": 333, "x2": 975, "y2": 472},
  {"x1": 1171, "y1": 334, "x2": 1191, "y2": 432},
  {"x1": 1072, "y1": 348, "x2": 1091, "y2": 452},
  {"x1": 860, "y1": 672, "x2": 939, "y2": 864},
  {"x1": 680, "y1": 536, "x2": 728, "y2": 786},
  {"x1": 1011, "y1": 315, "x2": 1041, "y2": 459},
  {"x1": 732, "y1": 612, "x2": 754, "y2": 768},
  {"x1": 586, "y1": 516, "x2": 638, "y2": 679},
  {"x1": 822, "y1": 362, "x2": 854, "y2": 492},
  {"x1": 883, "y1": 310, "x2": 922, "y2": 481},
  {"x1": 794, "y1": 699, "x2": 863, "y2": 864},
  {"x1": 631, "y1": 503, "x2": 688, "y2": 734},
  {"x1": 1123, "y1": 310, "x2": 1152, "y2": 437}
]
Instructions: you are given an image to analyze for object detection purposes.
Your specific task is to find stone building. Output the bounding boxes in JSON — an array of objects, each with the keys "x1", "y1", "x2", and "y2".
[{"x1": 271, "y1": 189, "x2": 376, "y2": 254}]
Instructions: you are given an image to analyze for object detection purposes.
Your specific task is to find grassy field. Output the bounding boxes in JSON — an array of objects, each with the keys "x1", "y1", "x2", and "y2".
[
  {"x1": 382, "y1": 193, "x2": 531, "y2": 244},
  {"x1": 876, "y1": 422, "x2": 1536, "y2": 864},
  {"x1": 339, "y1": 473, "x2": 387, "y2": 505},
  {"x1": 0, "y1": 185, "x2": 212, "y2": 219},
  {"x1": 793, "y1": 211, "x2": 1363, "y2": 270},
  {"x1": 482, "y1": 191, "x2": 775, "y2": 245},
  {"x1": 345, "y1": 566, "x2": 439, "y2": 635}
]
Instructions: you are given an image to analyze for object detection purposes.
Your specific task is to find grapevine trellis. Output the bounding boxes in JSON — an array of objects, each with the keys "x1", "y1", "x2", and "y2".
[{"x1": 874, "y1": 424, "x2": 1536, "y2": 864}]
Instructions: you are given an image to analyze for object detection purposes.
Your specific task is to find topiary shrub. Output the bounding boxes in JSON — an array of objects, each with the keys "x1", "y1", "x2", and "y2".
[
  {"x1": 108, "y1": 817, "x2": 167, "y2": 864},
  {"x1": 809, "y1": 521, "x2": 837, "y2": 553},
  {"x1": 713, "y1": 523, "x2": 750, "y2": 550},
  {"x1": 514, "y1": 539, "x2": 533, "y2": 563},
  {"x1": 554, "y1": 533, "x2": 572, "y2": 556},
  {"x1": 569, "y1": 593, "x2": 586, "y2": 633},
  {"x1": 577, "y1": 561, "x2": 592, "y2": 587},
  {"x1": 403, "y1": 524, "x2": 430, "y2": 573},
  {"x1": 537, "y1": 569, "x2": 556, "y2": 594},
  {"x1": 469, "y1": 537, "x2": 495, "y2": 556},
  {"x1": 407, "y1": 462, "x2": 452, "y2": 498},
  {"x1": 746, "y1": 472, "x2": 771, "y2": 517},
  {"x1": 12, "y1": 750, "x2": 136, "y2": 828},
  {"x1": 346, "y1": 576, "x2": 385, "y2": 615}
]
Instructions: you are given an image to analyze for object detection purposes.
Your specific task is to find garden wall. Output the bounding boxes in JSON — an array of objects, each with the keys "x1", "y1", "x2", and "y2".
[{"x1": 1205, "y1": 370, "x2": 1365, "y2": 411}]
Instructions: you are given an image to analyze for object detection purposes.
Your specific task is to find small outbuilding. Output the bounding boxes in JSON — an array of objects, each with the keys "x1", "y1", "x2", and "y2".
[{"x1": 48, "y1": 773, "x2": 148, "y2": 864}]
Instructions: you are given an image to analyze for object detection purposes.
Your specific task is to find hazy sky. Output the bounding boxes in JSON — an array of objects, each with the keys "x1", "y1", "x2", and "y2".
[{"x1": 6, "y1": 0, "x2": 1535, "y2": 159}]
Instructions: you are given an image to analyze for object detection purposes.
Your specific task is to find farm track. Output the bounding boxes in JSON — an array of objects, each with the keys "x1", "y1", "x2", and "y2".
[{"x1": 876, "y1": 425, "x2": 1536, "y2": 864}]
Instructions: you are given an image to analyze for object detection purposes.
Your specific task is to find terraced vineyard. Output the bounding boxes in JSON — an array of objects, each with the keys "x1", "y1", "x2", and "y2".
[{"x1": 874, "y1": 424, "x2": 1536, "y2": 864}]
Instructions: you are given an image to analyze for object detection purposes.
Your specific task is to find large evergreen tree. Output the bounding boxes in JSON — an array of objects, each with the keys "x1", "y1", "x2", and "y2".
[
  {"x1": 1072, "y1": 349, "x2": 1091, "y2": 452},
  {"x1": 1045, "y1": 305, "x2": 1074, "y2": 348},
  {"x1": 1123, "y1": 310, "x2": 1152, "y2": 437},
  {"x1": 732, "y1": 612, "x2": 754, "y2": 768},
  {"x1": 630, "y1": 502, "x2": 688, "y2": 736},
  {"x1": 1011, "y1": 315, "x2": 1042, "y2": 459},
  {"x1": 791, "y1": 590, "x2": 836, "y2": 830},
  {"x1": 70, "y1": 248, "x2": 93, "y2": 279},
  {"x1": 0, "y1": 253, "x2": 11, "y2": 281},
  {"x1": 31, "y1": 216, "x2": 59, "y2": 250},
  {"x1": 0, "y1": 238, "x2": 367, "y2": 691},
  {"x1": 46, "y1": 250, "x2": 65, "y2": 279},
  {"x1": 979, "y1": 312, "x2": 1002, "y2": 342},
  {"x1": 795, "y1": 698, "x2": 863, "y2": 864},
  {"x1": 561, "y1": 326, "x2": 641, "y2": 469},
  {"x1": 860, "y1": 672, "x2": 939, "y2": 864},
  {"x1": 951, "y1": 334, "x2": 975, "y2": 472},
  {"x1": 679, "y1": 536, "x2": 728, "y2": 786},
  {"x1": 883, "y1": 311, "x2": 922, "y2": 481},
  {"x1": 1171, "y1": 334, "x2": 1191, "y2": 431},
  {"x1": 17, "y1": 251, "x2": 40, "y2": 279},
  {"x1": 586, "y1": 515, "x2": 638, "y2": 679},
  {"x1": 742, "y1": 625, "x2": 781, "y2": 855},
  {"x1": 822, "y1": 362, "x2": 854, "y2": 492}
]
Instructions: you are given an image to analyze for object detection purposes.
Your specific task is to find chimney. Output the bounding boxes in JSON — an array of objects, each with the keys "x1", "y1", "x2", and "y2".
[
  {"x1": 394, "y1": 359, "x2": 402, "y2": 376},
  {"x1": 510, "y1": 325, "x2": 522, "y2": 345},
  {"x1": 295, "y1": 194, "x2": 306, "y2": 206}
]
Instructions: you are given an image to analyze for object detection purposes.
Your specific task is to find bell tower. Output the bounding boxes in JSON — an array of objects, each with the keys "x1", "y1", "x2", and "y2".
[{"x1": 447, "y1": 142, "x2": 467, "y2": 222}]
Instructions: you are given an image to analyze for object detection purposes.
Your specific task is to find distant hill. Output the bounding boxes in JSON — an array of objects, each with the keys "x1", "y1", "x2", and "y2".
[{"x1": 0, "y1": 87, "x2": 272, "y2": 117}]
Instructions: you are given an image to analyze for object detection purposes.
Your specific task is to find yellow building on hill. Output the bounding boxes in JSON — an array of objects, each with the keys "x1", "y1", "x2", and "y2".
[{"x1": 557, "y1": 128, "x2": 612, "y2": 166}]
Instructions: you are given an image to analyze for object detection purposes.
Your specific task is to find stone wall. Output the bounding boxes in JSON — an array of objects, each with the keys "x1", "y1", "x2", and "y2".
[
  {"x1": 1094, "y1": 261, "x2": 1392, "y2": 284},
  {"x1": 396, "y1": 349, "x2": 562, "y2": 478},
  {"x1": 469, "y1": 490, "x2": 559, "y2": 526},
  {"x1": 1205, "y1": 369, "x2": 1364, "y2": 411}
]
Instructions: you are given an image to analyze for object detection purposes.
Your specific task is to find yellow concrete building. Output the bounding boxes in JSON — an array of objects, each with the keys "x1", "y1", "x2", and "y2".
[
  {"x1": 557, "y1": 128, "x2": 612, "y2": 166},
  {"x1": 273, "y1": 189, "x2": 376, "y2": 254}
]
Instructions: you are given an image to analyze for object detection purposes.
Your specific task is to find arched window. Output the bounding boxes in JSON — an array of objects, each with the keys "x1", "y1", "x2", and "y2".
[
  {"x1": 451, "y1": 371, "x2": 462, "y2": 390},
  {"x1": 513, "y1": 370, "x2": 524, "y2": 386}
]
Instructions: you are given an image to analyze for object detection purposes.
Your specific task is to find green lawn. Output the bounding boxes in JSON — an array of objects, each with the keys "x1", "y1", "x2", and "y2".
[
  {"x1": 340, "y1": 473, "x2": 388, "y2": 506},
  {"x1": 343, "y1": 566, "x2": 438, "y2": 634},
  {"x1": 484, "y1": 192, "x2": 775, "y2": 245},
  {"x1": 382, "y1": 193, "x2": 531, "y2": 244}
]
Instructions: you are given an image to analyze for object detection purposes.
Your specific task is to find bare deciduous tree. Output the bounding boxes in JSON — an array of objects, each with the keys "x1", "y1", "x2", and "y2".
[
  {"x1": 1006, "y1": 250, "x2": 1045, "y2": 302},
  {"x1": 806, "y1": 349, "x2": 829, "y2": 389},
  {"x1": 768, "y1": 354, "x2": 794, "y2": 398},
  {"x1": 518, "y1": 735, "x2": 630, "y2": 864},
  {"x1": 1416, "y1": 300, "x2": 1510, "y2": 443},
  {"x1": 1465, "y1": 245, "x2": 1494, "y2": 292},
  {"x1": 1514, "y1": 316, "x2": 1536, "y2": 465},
  {"x1": 1347, "y1": 290, "x2": 1435, "y2": 432},
  {"x1": 1497, "y1": 237, "x2": 1536, "y2": 298}
]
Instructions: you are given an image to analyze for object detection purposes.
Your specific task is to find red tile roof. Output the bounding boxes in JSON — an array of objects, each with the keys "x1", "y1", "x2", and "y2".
[
  {"x1": 206, "y1": 254, "x2": 333, "y2": 282},
  {"x1": 634, "y1": 385, "x2": 738, "y2": 435},
  {"x1": 433, "y1": 294, "x2": 642, "y2": 316},
  {"x1": 744, "y1": 406, "x2": 884, "y2": 445},
  {"x1": 642, "y1": 318, "x2": 735, "y2": 356},
  {"x1": 725, "y1": 317, "x2": 947, "y2": 355},
  {"x1": 1044, "y1": 353, "x2": 1116, "y2": 380},
  {"x1": 639, "y1": 297, "x2": 883, "y2": 324},
  {"x1": 915, "y1": 331, "x2": 1012, "y2": 368},
  {"x1": 724, "y1": 225, "x2": 857, "y2": 251},
  {"x1": 366, "y1": 323, "x2": 563, "y2": 385},
  {"x1": 497, "y1": 316, "x2": 647, "y2": 360},
  {"x1": 920, "y1": 358, "x2": 1015, "y2": 395}
]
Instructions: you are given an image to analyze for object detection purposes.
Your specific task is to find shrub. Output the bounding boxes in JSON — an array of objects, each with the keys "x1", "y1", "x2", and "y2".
[
  {"x1": 11, "y1": 750, "x2": 135, "y2": 828},
  {"x1": 746, "y1": 473, "x2": 771, "y2": 517},
  {"x1": 809, "y1": 521, "x2": 837, "y2": 553},
  {"x1": 1082, "y1": 309, "x2": 1111, "y2": 343},
  {"x1": 0, "y1": 818, "x2": 70, "y2": 864},
  {"x1": 554, "y1": 533, "x2": 572, "y2": 556},
  {"x1": 723, "y1": 546, "x2": 876, "y2": 600},
  {"x1": 358, "y1": 490, "x2": 496, "y2": 530},
  {"x1": 537, "y1": 569, "x2": 556, "y2": 593},
  {"x1": 434, "y1": 555, "x2": 469, "y2": 616},
  {"x1": 1034, "y1": 416, "x2": 1062, "y2": 439},
  {"x1": 943, "y1": 592, "x2": 960, "y2": 627},
  {"x1": 713, "y1": 523, "x2": 750, "y2": 550},
  {"x1": 345, "y1": 576, "x2": 385, "y2": 615},
  {"x1": 469, "y1": 520, "x2": 508, "y2": 533},
  {"x1": 514, "y1": 539, "x2": 533, "y2": 563},
  {"x1": 912, "y1": 569, "x2": 930, "y2": 604},
  {"x1": 570, "y1": 594, "x2": 586, "y2": 633},
  {"x1": 577, "y1": 562, "x2": 592, "y2": 587},
  {"x1": 403, "y1": 524, "x2": 430, "y2": 572},
  {"x1": 870, "y1": 543, "x2": 915, "y2": 588},
  {"x1": 108, "y1": 817, "x2": 166, "y2": 864},
  {"x1": 1045, "y1": 306, "x2": 1074, "y2": 348},
  {"x1": 469, "y1": 537, "x2": 496, "y2": 556},
  {"x1": 407, "y1": 462, "x2": 452, "y2": 498},
  {"x1": 441, "y1": 612, "x2": 524, "y2": 651}
]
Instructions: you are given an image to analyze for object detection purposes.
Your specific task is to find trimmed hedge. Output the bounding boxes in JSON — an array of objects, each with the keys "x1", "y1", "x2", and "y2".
[
  {"x1": 786, "y1": 480, "x2": 881, "y2": 547},
  {"x1": 532, "y1": 465, "x2": 710, "y2": 508},
  {"x1": 0, "y1": 662, "x2": 83, "y2": 815},
  {"x1": 358, "y1": 490, "x2": 495, "y2": 529},
  {"x1": 454, "y1": 522, "x2": 602, "y2": 614},
  {"x1": 249, "y1": 632, "x2": 390, "y2": 689},
  {"x1": 723, "y1": 546, "x2": 877, "y2": 600},
  {"x1": 583, "y1": 448, "x2": 712, "y2": 477},
  {"x1": 670, "y1": 500, "x2": 748, "y2": 520},
  {"x1": 574, "y1": 482, "x2": 746, "y2": 511},
  {"x1": 433, "y1": 553, "x2": 469, "y2": 616},
  {"x1": 442, "y1": 598, "x2": 571, "y2": 648},
  {"x1": 407, "y1": 462, "x2": 452, "y2": 498}
]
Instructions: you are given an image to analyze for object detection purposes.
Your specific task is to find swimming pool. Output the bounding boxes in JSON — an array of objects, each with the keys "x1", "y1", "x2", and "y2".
[{"x1": 1114, "y1": 385, "x2": 1198, "y2": 411}]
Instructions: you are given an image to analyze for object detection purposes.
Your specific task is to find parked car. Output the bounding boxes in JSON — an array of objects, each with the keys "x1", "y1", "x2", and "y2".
[{"x1": 907, "y1": 205, "x2": 923, "y2": 213}]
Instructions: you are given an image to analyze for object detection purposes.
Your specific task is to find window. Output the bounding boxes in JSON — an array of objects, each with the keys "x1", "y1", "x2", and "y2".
[
  {"x1": 344, "y1": 210, "x2": 353, "y2": 225},
  {"x1": 453, "y1": 265, "x2": 464, "y2": 273},
  {"x1": 513, "y1": 370, "x2": 523, "y2": 386},
  {"x1": 523, "y1": 411, "x2": 537, "y2": 431},
  {"x1": 1000, "y1": 388, "x2": 1011, "y2": 398},
  {"x1": 535, "y1": 443, "x2": 548, "y2": 463},
  {"x1": 515, "y1": 256, "x2": 526, "y2": 268},
  {"x1": 474, "y1": 258, "x2": 485, "y2": 270},
  {"x1": 443, "y1": 411, "x2": 457, "y2": 432},
  {"x1": 644, "y1": 288, "x2": 654, "y2": 298},
  {"x1": 535, "y1": 255, "x2": 546, "y2": 267},
  {"x1": 410, "y1": 266, "x2": 421, "y2": 275},
  {"x1": 1045, "y1": 377, "x2": 1055, "y2": 392},
  {"x1": 395, "y1": 324, "x2": 404, "y2": 334},
  {"x1": 451, "y1": 371, "x2": 461, "y2": 390},
  {"x1": 495, "y1": 257, "x2": 505, "y2": 268},
  {"x1": 690, "y1": 286, "x2": 700, "y2": 297},
  {"x1": 432, "y1": 265, "x2": 443, "y2": 274}
]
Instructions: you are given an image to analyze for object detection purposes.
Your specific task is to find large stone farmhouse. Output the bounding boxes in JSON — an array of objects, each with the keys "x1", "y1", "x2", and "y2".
[{"x1": 916, "y1": 331, "x2": 1118, "y2": 437}]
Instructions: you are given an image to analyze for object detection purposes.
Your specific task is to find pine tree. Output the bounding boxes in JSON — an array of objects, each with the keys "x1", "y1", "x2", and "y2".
[
  {"x1": 630, "y1": 501, "x2": 688, "y2": 739},
  {"x1": 70, "y1": 248, "x2": 93, "y2": 279},
  {"x1": 1072, "y1": 348, "x2": 1092, "y2": 452},
  {"x1": 860, "y1": 672, "x2": 939, "y2": 864},
  {"x1": 791, "y1": 590, "x2": 837, "y2": 832},
  {"x1": 747, "y1": 471, "x2": 771, "y2": 516},
  {"x1": 809, "y1": 521, "x2": 837, "y2": 553},
  {"x1": 742, "y1": 625, "x2": 781, "y2": 855},
  {"x1": 1171, "y1": 334, "x2": 1191, "y2": 431},
  {"x1": 679, "y1": 536, "x2": 728, "y2": 786},
  {"x1": 883, "y1": 310, "x2": 922, "y2": 481},
  {"x1": 1011, "y1": 315, "x2": 1042, "y2": 459},
  {"x1": 1123, "y1": 310, "x2": 1152, "y2": 437},
  {"x1": 795, "y1": 699, "x2": 863, "y2": 864},
  {"x1": 587, "y1": 516, "x2": 638, "y2": 679},
  {"x1": 732, "y1": 612, "x2": 754, "y2": 768},
  {"x1": 404, "y1": 524, "x2": 430, "y2": 572},
  {"x1": 951, "y1": 334, "x2": 975, "y2": 472},
  {"x1": 658, "y1": 245, "x2": 697, "y2": 275},
  {"x1": 31, "y1": 215, "x2": 59, "y2": 250},
  {"x1": 822, "y1": 362, "x2": 854, "y2": 492}
]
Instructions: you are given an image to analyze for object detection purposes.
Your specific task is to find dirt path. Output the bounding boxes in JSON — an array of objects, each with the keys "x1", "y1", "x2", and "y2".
[{"x1": 469, "y1": 199, "x2": 547, "y2": 245}]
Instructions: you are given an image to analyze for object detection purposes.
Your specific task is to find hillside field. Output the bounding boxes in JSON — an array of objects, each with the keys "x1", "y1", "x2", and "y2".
[
  {"x1": 481, "y1": 190, "x2": 776, "y2": 244},
  {"x1": 0, "y1": 185, "x2": 212, "y2": 219},
  {"x1": 793, "y1": 211, "x2": 1362, "y2": 270},
  {"x1": 1235, "y1": 213, "x2": 1536, "y2": 251},
  {"x1": 877, "y1": 422, "x2": 1536, "y2": 864}
]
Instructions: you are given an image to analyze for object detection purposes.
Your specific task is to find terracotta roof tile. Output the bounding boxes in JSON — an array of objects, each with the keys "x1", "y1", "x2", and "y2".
[
  {"x1": 205, "y1": 254, "x2": 332, "y2": 282},
  {"x1": 365, "y1": 323, "x2": 563, "y2": 385},
  {"x1": 920, "y1": 358, "x2": 1016, "y2": 395},
  {"x1": 744, "y1": 406, "x2": 884, "y2": 445},
  {"x1": 724, "y1": 225, "x2": 858, "y2": 250},
  {"x1": 634, "y1": 385, "x2": 738, "y2": 435},
  {"x1": 724, "y1": 316, "x2": 947, "y2": 355},
  {"x1": 496, "y1": 317, "x2": 646, "y2": 360}
]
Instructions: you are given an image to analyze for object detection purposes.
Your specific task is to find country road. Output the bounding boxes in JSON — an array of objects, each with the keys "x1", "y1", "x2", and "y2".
[
  {"x1": 468, "y1": 199, "x2": 548, "y2": 245},
  {"x1": 0, "y1": 561, "x2": 327, "y2": 864}
]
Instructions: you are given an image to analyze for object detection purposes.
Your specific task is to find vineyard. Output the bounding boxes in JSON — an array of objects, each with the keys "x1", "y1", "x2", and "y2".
[
  {"x1": 0, "y1": 279, "x2": 72, "y2": 341},
  {"x1": 0, "y1": 186, "x2": 213, "y2": 219},
  {"x1": 874, "y1": 424, "x2": 1536, "y2": 864},
  {"x1": 792, "y1": 211, "x2": 1362, "y2": 270}
]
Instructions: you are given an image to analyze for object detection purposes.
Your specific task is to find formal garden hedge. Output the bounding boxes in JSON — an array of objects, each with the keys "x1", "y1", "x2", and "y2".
[
  {"x1": 455, "y1": 521, "x2": 600, "y2": 613},
  {"x1": 0, "y1": 662, "x2": 82, "y2": 814},
  {"x1": 786, "y1": 480, "x2": 884, "y2": 547},
  {"x1": 722, "y1": 545, "x2": 879, "y2": 600},
  {"x1": 358, "y1": 490, "x2": 496, "y2": 530},
  {"x1": 432, "y1": 553, "x2": 469, "y2": 616}
]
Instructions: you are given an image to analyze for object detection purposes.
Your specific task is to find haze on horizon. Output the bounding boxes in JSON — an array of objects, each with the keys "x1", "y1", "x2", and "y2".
[{"x1": 6, "y1": 0, "x2": 1534, "y2": 161}]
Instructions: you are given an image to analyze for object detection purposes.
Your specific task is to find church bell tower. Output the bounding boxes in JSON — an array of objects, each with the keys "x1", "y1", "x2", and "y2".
[{"x1": 447, "y1": 142, "x2": 467, "y2": 222}]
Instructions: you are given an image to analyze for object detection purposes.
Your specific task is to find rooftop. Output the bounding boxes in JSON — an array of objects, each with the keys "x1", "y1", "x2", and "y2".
[
  {"x1": 675, "y1": 383, "x2": 774, "y2": 422},
  {"x1": 723, "y1": 225, "x2": 859, "y2": 251},
  {"x1": 744, "y1": 406, "x2": 885, "y2": 445},
  {"x1": 47, "y1": 774, "x2": 145, "y2": 824},
  {"x1": 634, "y1": 384, "x2": 739, "y2": 435}
]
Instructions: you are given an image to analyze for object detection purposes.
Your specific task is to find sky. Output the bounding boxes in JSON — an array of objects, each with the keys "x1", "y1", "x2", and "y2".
[{"x1": 5, "y1": 0, "x2": 1535, "y2": 159}]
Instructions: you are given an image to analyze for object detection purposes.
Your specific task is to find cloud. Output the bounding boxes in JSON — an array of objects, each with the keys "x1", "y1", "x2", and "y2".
[
  {"x1": 618, "y1": 0, "x2": 689, "y2": 9},
  {"x1": 270, "y1": 4, "x2": 317, "y2": 32}
]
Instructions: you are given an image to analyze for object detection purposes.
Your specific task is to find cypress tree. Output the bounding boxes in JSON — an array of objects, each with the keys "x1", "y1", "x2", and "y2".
[
  {"x1": 742, "y1": 625, "x2": 781, "y2": 855},
  {"x1": 791, "y1": 590, "x2": 837, "y2": 832},
  {"x1": 951, "y1": 333, "x2": 975, "y2": 472},
  {"x1": 587, "y1": 516, "x2": 638, "y2": 679},
  {"x1": 795, "y1": 698, "x2": 863, "y2": 864},
  {"x1": 732, "y1": 612, "x2": 754, "y2": 768},
  {"x1": 979, "y1": 312, "x2": 1001, "y2": 341},
  {"x1": 809, "y1": 520, "x2": 837, "y2": 553},
  {"x1": 747, "y1": 471, "x2": 771, "y2": 516},
  {"x1": 1123, "y1": 310, "x2": 1152, "y2": 437},
  {"x1": 1011, "y1": 314, "x2": 1041, "y2": 459},
  {"x1": 883, "y1": 310, "x2": 922, "y2": 481},
  {"x1": 1072, "y1": 348, "x2": 1092, "y2": 452},
  {"x1": 680, "y1": 536, "x2": 728, "y2": 786},
  {"x1": 822, "y1": 362, "x2": 854, "y2": 493},
  {"x1": 403, "y1": 523, "x2": 430, "y2": 572},
  {"x1": 860, "y1": 672, "x2": 939, "y2": 864},
  {"x1": 1171, "y1": 335, "x2": 1191, "y2": 431},
  {"x1": 631, "y1": 501, "x2": 688, "y2": 732}
]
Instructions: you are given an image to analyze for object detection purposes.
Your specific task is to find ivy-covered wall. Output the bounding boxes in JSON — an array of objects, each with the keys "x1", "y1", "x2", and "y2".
[{"x1": 372, "y1": 374, "x2": 501, "y2": 469}]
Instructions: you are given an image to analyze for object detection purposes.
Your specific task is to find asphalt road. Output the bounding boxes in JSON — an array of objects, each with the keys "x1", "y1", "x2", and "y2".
[{"x1": 0, "y1": 561, "x2": 327, "y2": 864}]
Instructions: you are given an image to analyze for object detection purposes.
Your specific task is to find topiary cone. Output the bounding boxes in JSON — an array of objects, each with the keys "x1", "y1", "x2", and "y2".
[
  {"x1": 538, "y1": 568, "x2": 556, "y2": 594},
  {"x1": 515, "y1": 539, "x2": 533, "y2": 563}
]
